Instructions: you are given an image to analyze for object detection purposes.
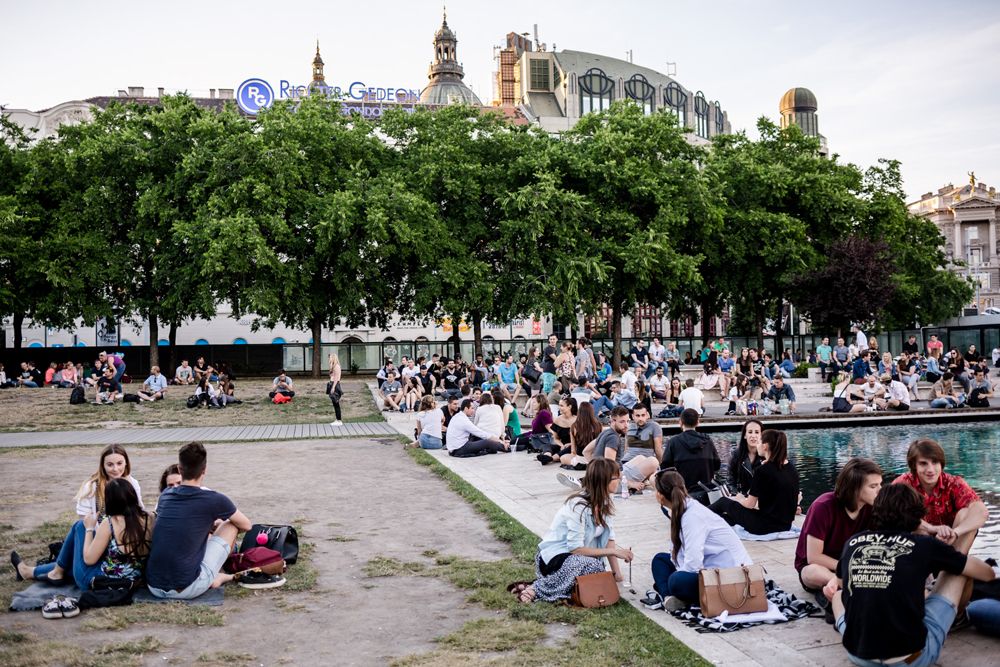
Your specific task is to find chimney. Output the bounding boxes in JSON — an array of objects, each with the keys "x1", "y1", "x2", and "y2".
[
  {"x1": 158, "y1": 87, "x2": 164, "y2": 97},
  {"x1": 128, "y1": 86, "x2": 144, "y2": 97},
  {"x1": 210, "y1": 89, "x2": 216, "y2": 99},
  {"x1": 118, "y1": 89, "x2": 128, "y2": 97},
  {"x1": 218, "y1": 89, "x2": 234, "y2": 100},
  {"x1": 978, "y1": 182, "x2": 986, "y2": 190}
]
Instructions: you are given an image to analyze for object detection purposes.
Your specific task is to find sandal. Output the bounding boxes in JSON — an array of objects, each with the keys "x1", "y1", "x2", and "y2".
[
  {"x1": 516, "y1": 586, "x2": 535, "y2": 603},
  {"x1": 506, "y1": 581, "x2": 533, "y2": 595}
]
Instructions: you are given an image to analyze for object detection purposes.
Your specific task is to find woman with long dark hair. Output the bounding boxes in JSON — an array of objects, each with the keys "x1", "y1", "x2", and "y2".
[
  {"x1": 559, "y1": 402, "x2": 603, "y2": 469},
  {"x1": 727, "y1": 419, "x2": 764, "y2": 495},
  {"x1": 697, "y1": 350, "x2": 721, "y2": 390},
  {"x1": 513, "y1": 394, "x2": 555, "y2": 451},
  {"x1": 513, "y1": 459, "x2": 633, "y2": 603},
  {"x1": 645, "y1": 470, "x2": 751, "y2": 611},
  {"x1": 12, "y1": 478, "x2": 155, "y2": 591},
  {"x1": 709, "y1": 429, "x2": 800, "y2": 535}
]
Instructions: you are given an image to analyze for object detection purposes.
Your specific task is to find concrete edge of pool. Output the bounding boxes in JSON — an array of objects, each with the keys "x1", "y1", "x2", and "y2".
[{"x1": 655, "y1": 407, "x2": 1000, "y2": 433}]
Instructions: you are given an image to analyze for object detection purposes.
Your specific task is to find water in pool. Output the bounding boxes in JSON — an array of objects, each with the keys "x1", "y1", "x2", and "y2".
[{"x1": 711, "y1": 421, "x2": 1000, "y2": 560}]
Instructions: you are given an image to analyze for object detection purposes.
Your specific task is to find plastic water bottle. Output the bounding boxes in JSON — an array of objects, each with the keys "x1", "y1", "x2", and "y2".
[
  {"x1": 619, "y1": 477, "x2": 629, "y2": 500},
  {"x1": 762, "y1": 401, "x2": 771, "y2": 416}
]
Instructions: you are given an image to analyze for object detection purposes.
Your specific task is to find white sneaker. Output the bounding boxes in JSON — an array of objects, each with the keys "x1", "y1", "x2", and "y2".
[
  {"x1": 330, "y1": 420, "x2": 343, "y2": 426},
  {"x1": 557, "y1": 472, "x2": 582, "y2": 490}
]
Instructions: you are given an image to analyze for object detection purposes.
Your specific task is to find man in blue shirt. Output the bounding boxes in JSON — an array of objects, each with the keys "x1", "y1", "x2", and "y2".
[
  {"x1": 138, "y1": 366, "x2": 169, "y2": 401},
  {"x1": 816, "y1": 337, "x2": 833, "y2": 381},
  {"x1": 498, "y1": 354, "x2": 521, "y2": 403},
  {"x1": 766, "y1": 375, "x2": 797, "y2": 412},
  {"x1": 852, "y1": 350, "x2": 872, "y2": 384}
]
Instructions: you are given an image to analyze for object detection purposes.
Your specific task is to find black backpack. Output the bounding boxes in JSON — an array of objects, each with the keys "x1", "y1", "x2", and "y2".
[
  {"x1": 186, "y1": 395, "x2": 200, "y2": 408},
  {"x1": 69, "y1": 386, "x2": 86, "y2": 405},
  {"x1": 122, "y1": 394, "x2": 140, "y2": 404}
]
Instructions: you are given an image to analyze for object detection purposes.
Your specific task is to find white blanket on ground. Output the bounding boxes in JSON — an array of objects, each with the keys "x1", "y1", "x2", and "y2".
[{"x1": 734, "y1": 524, "x2": 801, "y2": 541}]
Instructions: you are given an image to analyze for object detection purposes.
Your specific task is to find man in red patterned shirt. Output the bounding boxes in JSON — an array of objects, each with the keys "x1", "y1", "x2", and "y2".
[{"x1": 891, "y1": 438, "x2": 988, "y2": 555}]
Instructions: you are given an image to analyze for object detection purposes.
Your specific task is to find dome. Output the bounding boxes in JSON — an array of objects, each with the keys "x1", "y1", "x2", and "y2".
[
  {"x1": 435, "y1": 18, "x2": 455, "y2": 41},
  {"x1": 420, "y1": 81, "x2": 482, "y2": 105},
  {"x1": 779, "y1": 87, "x2": 817, "y2": 113}
]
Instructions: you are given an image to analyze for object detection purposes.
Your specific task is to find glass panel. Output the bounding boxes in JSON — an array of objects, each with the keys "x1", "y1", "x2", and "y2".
[
  {"x1": 903, "y1": 329, "x2": 922, "y2": 350},
  {"x1": 529, "y1": 59, "x2": 549, "y2": 91},
  {"x1": 949, "y1": 329, "x2": 980, "y2": 356},
  {"x1": 676, "y1": 339, "x2": 693, "y2": 364},
  {"x1": 984, "y1": 329, "x2": 999, "y2": 359},
  {"x1": 282, "y1": 345, "x2": 306, "y2": 372}
]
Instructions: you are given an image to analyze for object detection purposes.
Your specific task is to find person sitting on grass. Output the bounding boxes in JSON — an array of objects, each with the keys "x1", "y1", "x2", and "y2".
[
  {"x1": 826, "y1": 483, "x2": 995, "y2": 667},
  {"x1": 11, "y1": 478, "x2": 156, "y2": 604},
  {"x1": 192, "y1": 357, "x2": 213, "y2": 384},
  {"x1": 891, "y1": 438, "x2": 988, "y2": 557},
  {"x1": 174, "y1": 360, "x2": 194, "y2": 386},
  {"x1": 929, "y1": 372, "x2": 963, "y2": 409},
  {"x1": 709, "y1": 429, "x2": 799, "y2": 535},
  {"x1": 416, "y1": 395, "x2": 444, "y2": 449},
  {"x1": 195, "y1": 376, "x2": 224, "y2": 408},
  {"x1": 73, "y1": 444, "x2": 144, "y2": 518},
  {"x1": 269, "y1": 370, "x2": 295, "y2": 401},
  {"x1": 15, "y1": 361, "x2": 40, "y2": 388},
  {"x1": 147, "y1": 441, "x2": 278, "y2": 598},
  {"x1": 796, "y1": 458, "x2": 882, "y2": 618},
  {"x1": 379, "y1": 370, "x2": 404, "y2": 412},
  {"x1": 94, "y1": 366, "x2": 121, "y2": 405},
  {"x1": 138, "y1": 366, "x2": 168, "y2": 402},
  {"x1": 445, "y1": 399, "x2": 510, "y2": 457},
  {"x1": 513, "y1": 458, "x2": 633, "y2": 604},
  {"x1": 58, "y1": 361, "x2": 77, "y2": 388},
  {"x1": 644, "y1": 469, "x2": 752, "y2": 612}
]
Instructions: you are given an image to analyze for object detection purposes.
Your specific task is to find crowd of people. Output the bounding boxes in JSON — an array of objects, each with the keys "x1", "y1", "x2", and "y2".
[{"x1": 9, "y1": 441, "x2": 285, "y2": 619}]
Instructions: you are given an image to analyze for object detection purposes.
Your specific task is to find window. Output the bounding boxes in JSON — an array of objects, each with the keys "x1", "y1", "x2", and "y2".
[
  {"x1": 585, "y1": 305, "x2": 613, "y2": 339},
  {"x1": 530, "y1": 59, "x2": 549, "y2": 91},
  {"x1": 669, "y1": 318, "x2": 693, "y2": 337},
  {"x1": 624, "y1": 74, "x2": 655, "y2": 115},
  {"x1": 28, "y1": 342, "x2": 42, "y2": 348},
  {"x1": 271, "y1": 337, "x2": 286, "y2": 344},
  {"x1": 76, "y1": 342, "x2": 87, "y2": 347},
  {"x1": 704, "y1": 308, "x2": 716, "y2": 337},
  {"x1": 632, "y1": 304, "x2": 662, "y2": 337},
  {"x1": 158, "y1": 339, "x2": 169, "y2": 346},
  {"x1": 714, "y1": 101, "x2": 723, "y2": 135},
  {"x1": 553, "y1": 65, "x2": 562, "y2": 90},
  {"x1": 580, "y1": 68, "x2": 614, "y2": 115},
  {"x1": 233, "y1": 338, "x2": 248, "y2": 345},
  {"x1": 694, "y1": 92, "x2": 709, "y2": 138},
  {"x1": 195, "y1": 339, "x2": 209, "y2": 345},
  {"x1": 663, "y1": 82, "x2": 687, "y2": 128}
]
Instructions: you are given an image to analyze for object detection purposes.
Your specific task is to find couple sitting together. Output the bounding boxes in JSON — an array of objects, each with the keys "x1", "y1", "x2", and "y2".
[{"x1": 11, "y1": 441, "x2": 279, "y2": 618}]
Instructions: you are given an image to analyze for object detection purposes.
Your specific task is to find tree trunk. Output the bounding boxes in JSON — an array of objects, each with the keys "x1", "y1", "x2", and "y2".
[
  {"x1": 754, "y1": 300, "x2": 765, "y2": 351},
  {"x1": 700, "y1": 302, "x2": 712, "y2": 349},
  {"x1": 452, "y1": 313, "x2": 462, "y2": 358},
  {"x1": 612, "y1": 300, "x2": 623, "y2": 369},
  {"x1": 472, "y1": 311, "x2": 483, "y2": 358},
  {"x1": 12, "y1": 313, "x2": 23, "y2": 349},
  {"x1": 149, "y1": 312, "x2": 159, "y2": 370},
  {"x1": 168, "y1": 321, "x2": 178, "y2": 376},
  {"x1": 311, "y1": 316, "x2": 323, "y2": 378}
]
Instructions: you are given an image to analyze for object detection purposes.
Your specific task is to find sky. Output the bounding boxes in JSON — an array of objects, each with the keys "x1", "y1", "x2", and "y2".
[{"x1": 2, "y1": 0, "x2": 999, "y2": 202}]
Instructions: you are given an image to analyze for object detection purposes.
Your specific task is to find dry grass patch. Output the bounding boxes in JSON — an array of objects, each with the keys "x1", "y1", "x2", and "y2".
[
  {"x1": 0, "y1": 632, "x2": 164, "y2": 667},
  {"x1": 436, "y1": 618, "x2": 546, "y2": 652},
  {"x1": 364, "y1": 556, "x2": 427, "y2": 577},
  {"x1": 80, "y1": 602, "x2": 225, "y2": 631},
  {"x1": 196, "y1": 652, "x2": 257, "y2": 665}
]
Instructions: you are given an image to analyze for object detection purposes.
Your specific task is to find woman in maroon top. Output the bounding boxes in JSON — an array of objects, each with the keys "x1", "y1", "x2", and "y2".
[
  {"x1": 796, "y1": 458, "x2": 883, "y2": 597},
  {"x1": 513, "y1": 395, "x2": 554, "y2": 450}
]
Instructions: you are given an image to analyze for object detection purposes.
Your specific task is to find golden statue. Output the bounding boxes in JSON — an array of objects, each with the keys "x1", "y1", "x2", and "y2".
[{"x1": 969, "y1": 171, "x2": 976, "y2": 186}]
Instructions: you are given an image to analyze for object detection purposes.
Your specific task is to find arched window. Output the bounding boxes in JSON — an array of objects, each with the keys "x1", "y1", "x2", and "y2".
[
  {"x1": 28, "y1": 342, "x2": 42, "y2": 348},
  {"x1": 579, "y1": 68, "x2": 614, "y2": 116},
  {"x1": 624, "y1": 74, "x2": 655, "y2": 115},
  {"x1": 714, "y1": 101, "x2": 724, "y2": 135},
  {"x1": 233, "y1": 338, "x2": 248, "y2": 345},
  {"x1": 158, "y1": 339, "x2": 169, "y2": 346},
  {"x1": 663, "y1": 82, "x2": 687, "y2": 128},
  {"x1": 271, "y1": 337, "x2": 286, "y2": 344},
  {"x1": 121, "y1": 340, "x2": 132, "y2": 346},
  {"x1": 195, "y1": 339, "x2": 209, "y2": 345},
  {"x1": 694, "y1": 92, "x2": 709, "y2": 138}
]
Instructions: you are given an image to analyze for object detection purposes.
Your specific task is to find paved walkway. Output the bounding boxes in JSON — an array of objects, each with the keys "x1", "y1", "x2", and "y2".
[
  {"x1": 0, "y1": 421, "x2": 399, "y2": 448},
  {"x1": 421, "y1": 447, "x2": 1000, "y2": 667}
]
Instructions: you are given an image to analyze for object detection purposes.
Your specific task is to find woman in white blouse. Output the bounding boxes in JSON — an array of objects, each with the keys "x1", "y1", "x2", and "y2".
[
  {"x1": 473, "y1": 392, "x2": 506, "y2": 438},
  {"x1": 75, "y1": 444, "x2": 144, "y2": 518}
]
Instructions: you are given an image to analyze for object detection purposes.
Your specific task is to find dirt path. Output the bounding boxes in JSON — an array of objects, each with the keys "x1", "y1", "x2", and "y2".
[{"x1": 0, "y1": 437, "x2": 511, "y2": 666}]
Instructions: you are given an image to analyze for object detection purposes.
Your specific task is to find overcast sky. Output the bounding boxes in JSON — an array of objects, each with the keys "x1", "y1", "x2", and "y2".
[{"x1": 3, "y1": 0, "x2": 998, "y2": 201}]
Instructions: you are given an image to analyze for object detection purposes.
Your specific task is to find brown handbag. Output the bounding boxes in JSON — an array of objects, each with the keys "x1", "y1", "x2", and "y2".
[
  {"x1": 698, "y1": 564, "x2": 767, "y2": 618},
  {"x1": 570, "y1": 571, "x2": 620, "y2": 609}
]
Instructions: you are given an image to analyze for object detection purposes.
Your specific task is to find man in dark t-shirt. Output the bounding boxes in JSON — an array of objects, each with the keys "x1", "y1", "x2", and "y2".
[
  {"x1": 540, "y1": 334, "x2": 559, "y2": 394},
  {"x1": 437, "y1": 360, "x2": 466, "y2": 399},
  {"x1": 95, "y1": 367, "x2": 121, "y2": 404},
  {"x1": 147, "y1": 442, "x2": 257, "y2": 600},
  {"x1": 828, "y1": 484, "x2": 994, "y2": 666}
]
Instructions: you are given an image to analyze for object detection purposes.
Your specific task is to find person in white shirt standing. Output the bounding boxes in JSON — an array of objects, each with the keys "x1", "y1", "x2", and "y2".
[
  {"x1": 677, "y1": 379, "x2": 705, "y2": 415},
  {"x1": 447, "y1": 399, "x2": 509, "y2": 457},
  {"x1": 852, "y1": 325, "x2": 868, "y2": 352}
]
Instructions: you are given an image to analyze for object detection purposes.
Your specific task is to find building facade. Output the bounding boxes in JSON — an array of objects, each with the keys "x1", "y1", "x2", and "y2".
[{"x1": 908, "y1": 179, "x2": 1000, "y2": 311}]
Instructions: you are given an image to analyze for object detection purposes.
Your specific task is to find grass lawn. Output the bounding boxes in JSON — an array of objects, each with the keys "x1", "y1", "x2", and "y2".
[{"x1": 0, "y1": 380, "x2": 382, "y2": 433}]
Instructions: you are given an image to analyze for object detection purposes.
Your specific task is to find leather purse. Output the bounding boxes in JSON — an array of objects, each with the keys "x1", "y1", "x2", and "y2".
[
  {"x1": 240, "y1": 524, "x2": 299, "y2": 565},
  {"x1": 698, "y1": 564, "x2": 767, "y2": 618},
  {"x1": 570, "y1": 571, "x2": 620, "y2": 609},
  {"x1": 224, "y1": 546, "x2": 286, "y2": 575}
]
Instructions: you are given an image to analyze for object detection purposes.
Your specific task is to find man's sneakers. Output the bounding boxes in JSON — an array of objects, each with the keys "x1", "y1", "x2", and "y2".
[
  {"x1": 556, "y1": 472, "x2": 582, "y2": 490},
  {"x1": 330, "y1": 420, "x2": 343, "y2": 427},
  {"x1": 237, "y1": 571, "x2": 286, "y2": 589},
  {"x1": 42, "y1": 595, "x2": 79, "y2": 619}
]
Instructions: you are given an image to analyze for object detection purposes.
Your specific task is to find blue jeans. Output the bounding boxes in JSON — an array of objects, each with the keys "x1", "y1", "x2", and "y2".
[
  {"x1": 541, "y1": 373, "x2": 557, "y2": 394},
  {"x1": 35, "y1": 520, "x2": 104, "y2": 590},
  {"x1": 836, "y1": 593, "x2": 955, "y2": 667},
  {"x1": 148, "y1": 535, "x2": 230, "y2": 600},
  {"x1": 418, "y1": 433, "x2": 442, "y2": 449},
  {"x1": 590, "y1": 395, "x2": 615, "y2": 413},
  {"x1": 650, "y1": 552, "x2": 699, "y2": 603},
  {"x1": 969, "y1": 599, "x2": 1000, "y2": 637},
  {"x1": 19, "y1": 381, "x2": 39, "y2": 388},
  {"x1": 113, "y1": 364, "x2": 126, "y2": 383},
  {"x1": 929, "y1": 395, "x2": 964, "y2": 408}
]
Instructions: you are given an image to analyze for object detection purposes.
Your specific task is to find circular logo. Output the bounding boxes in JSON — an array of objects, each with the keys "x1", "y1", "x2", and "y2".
[{"x1": 236, "y1": 78, "x2": 274, "y2": 115}]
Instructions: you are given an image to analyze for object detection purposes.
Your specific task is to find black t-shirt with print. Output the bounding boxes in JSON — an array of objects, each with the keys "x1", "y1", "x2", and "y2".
[
  {"x1": 97, "y1": 377, "x2": 121, "y2": 394},
  {"x1": 541, "y1": 345, "x2": 558, "y2": 375},
  {"x1": 747, "y1": 460, "x2": 799, "y2": 532},
  {"x1": 442, "y1": 370, "x2": 466, "y2": 391},
  {"x1": 837, "y1": 531, "x2": 967, "y2": 660}
]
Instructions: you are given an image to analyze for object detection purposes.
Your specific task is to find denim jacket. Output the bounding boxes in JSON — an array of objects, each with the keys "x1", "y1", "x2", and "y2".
[{"x1": 538, "y1": 498, "x2": 614, "y2": 564}]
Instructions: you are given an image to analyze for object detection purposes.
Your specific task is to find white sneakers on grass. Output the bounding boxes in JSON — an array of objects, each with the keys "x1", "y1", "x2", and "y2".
[{"x1": 330, "y1": 420, "x2": 343, "y2": 426}]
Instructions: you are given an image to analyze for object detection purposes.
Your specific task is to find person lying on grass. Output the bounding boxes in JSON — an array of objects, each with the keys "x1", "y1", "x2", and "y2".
[{"x1": 514, "y1": 458, "x2": 633, "y2": 603}]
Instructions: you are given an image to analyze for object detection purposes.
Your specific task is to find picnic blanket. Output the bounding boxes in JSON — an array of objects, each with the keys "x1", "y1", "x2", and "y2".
[
  {"x1": 670, "y1": 580, "x2": 820, "y2": 633},
  {"x1": 734, "y1": 524, "x2": 801, "y2": 541},
  {"x1": 10, "y1": 581, "x2": 225, "y2": 611}
]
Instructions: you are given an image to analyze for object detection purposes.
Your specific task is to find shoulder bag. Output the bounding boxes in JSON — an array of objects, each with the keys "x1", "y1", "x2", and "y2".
[
  {"x1": 698, "y1": 564, "x2": 767, "y2": 618},
  {"x1": 224, "y1": 546, "x2": 285, "y2": 576},
  {"x1": 570, "y1": 571, "x2": 620, "y2": 609},
  {"x1": 240, "y1": 524, "x2": 299, "y2": 565}
]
